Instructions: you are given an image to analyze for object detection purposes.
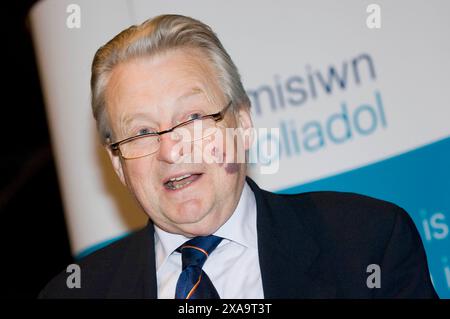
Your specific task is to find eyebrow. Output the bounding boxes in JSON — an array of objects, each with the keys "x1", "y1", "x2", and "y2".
[
  {"x1": 176, "y1": 87, "x2": 205, "y2": 103},
  {"x1": 121, "y1": 88, "x2": 208, "y2": 130}
]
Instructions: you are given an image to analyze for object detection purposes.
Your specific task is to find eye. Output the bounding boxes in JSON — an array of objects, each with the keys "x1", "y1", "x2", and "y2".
[
  {"x1": 136, "y1": 128, "x2": 155, "y2": 136},
  {"x1": 187, "y1": 112, "x2": 203, "y2": 121}
]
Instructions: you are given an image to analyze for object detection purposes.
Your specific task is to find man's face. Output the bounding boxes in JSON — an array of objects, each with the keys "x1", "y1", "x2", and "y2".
[{"x1": 105, "y1": 48, "x2": 252, "y2": 237}]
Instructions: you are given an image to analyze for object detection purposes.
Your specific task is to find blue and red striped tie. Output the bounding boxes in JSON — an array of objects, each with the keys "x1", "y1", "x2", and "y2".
[{"x1": 175, "y1": 235, "x2": 222, "y2": 299}]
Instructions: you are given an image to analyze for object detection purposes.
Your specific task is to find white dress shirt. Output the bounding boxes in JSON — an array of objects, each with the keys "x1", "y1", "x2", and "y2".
[{"x1": 154, "y1": 181, "x2": 264, "y2": 299}]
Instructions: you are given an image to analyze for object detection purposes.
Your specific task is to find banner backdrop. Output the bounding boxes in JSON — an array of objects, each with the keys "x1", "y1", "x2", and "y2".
[{"x1": 30, "y1": 0, "x2": 449, "y2": 297}]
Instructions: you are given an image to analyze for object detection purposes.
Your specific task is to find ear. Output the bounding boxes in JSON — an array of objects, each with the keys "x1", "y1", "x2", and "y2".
[
  {"x1": 236, "y1": 107, "x2": 254, "y2": 151},
  {"x1": 106, "y1": 146, "x2": 127, "y2": 186}
]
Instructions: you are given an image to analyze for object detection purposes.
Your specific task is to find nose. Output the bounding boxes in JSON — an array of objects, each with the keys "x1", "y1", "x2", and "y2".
[{"x1": 156, "y1": 131, "x2": 190, "y2": 163}]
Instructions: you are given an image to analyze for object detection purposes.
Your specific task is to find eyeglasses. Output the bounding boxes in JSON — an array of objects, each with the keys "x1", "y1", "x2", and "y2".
[{"x1": 110, "y1": 101, "x2": 233, "y2": 159}]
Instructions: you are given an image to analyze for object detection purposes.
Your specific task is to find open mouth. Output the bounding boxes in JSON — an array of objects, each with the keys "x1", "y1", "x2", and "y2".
[{"x1": 163, "y1": 173, "x2": 203, "y2": 191}]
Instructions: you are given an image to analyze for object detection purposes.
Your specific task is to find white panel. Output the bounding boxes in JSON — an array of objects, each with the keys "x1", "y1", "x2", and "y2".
[{"x1": 29, "y1": 0, "x2": 147, "y2": 255}]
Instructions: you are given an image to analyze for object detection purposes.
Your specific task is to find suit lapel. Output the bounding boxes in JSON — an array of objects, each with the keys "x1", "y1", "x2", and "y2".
[{"x1": 246, "y1": 176, "x2": 336, "y2": 298}]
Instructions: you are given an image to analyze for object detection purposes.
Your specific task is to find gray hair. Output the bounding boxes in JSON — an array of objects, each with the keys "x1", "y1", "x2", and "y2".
[{"x1": 91, "y1": 14, "x2": 250, "y2": 144}]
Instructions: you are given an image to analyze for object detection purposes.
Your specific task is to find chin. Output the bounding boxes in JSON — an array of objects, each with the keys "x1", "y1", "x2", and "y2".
[{"x1": 170, "y1": 198, "x2": 208, "y2": 222}]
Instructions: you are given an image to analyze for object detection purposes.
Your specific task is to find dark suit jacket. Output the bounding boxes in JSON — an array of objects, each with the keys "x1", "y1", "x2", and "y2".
[{"x1": 39, "y1": 176, "x2": 438, "y2": 298}]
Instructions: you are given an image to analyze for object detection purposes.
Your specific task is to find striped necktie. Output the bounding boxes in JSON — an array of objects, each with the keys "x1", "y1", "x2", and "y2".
[{"x1": 175, "y1": 235, "x2": 222, "y2": 299}]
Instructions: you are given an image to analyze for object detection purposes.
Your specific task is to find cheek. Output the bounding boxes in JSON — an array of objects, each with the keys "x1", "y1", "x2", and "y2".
[
  {"x1": 123, "y1": 159, "x2": 158, "y2": 193},
  {"x1": 210, "y1": 146, "x2": 241, "y2": 175},
  {"x1": 203, "y1": 127, "x2": 233, "y2": 159},
  {"x1": 200, "y1": 128, "x2": 242, "y2": 175},
  {"x1": 222, "y1": 162, "x2": 240, "y2": 174}
]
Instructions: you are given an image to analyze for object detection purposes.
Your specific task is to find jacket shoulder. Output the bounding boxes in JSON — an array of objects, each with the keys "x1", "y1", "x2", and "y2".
[
  {"x1": 38, "y1": 225, "x2": 149, "y2": 299},
  {"x1": 282, "y1": 190, "x2": 407, "y2": 233},
  {"x1": 267, "y1": 188, "x2": 405, "y2": 224},
  {"x1": 266, "y1": 189, "x2": 415, "y2": 259}
]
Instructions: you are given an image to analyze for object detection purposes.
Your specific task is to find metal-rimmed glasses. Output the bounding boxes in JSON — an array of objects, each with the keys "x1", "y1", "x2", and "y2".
[{"x1": 109, "y1": 100, "x2": 233, "y2": 159}]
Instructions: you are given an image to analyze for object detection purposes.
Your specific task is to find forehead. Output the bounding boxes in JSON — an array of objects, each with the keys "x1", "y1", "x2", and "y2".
[{"x1": 105, "y1": 48, "x2": 223, "y2": 121}]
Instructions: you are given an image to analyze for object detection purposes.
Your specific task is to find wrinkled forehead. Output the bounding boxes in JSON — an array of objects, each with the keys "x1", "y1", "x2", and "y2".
[{"x1": 104, "y1": 48, "x2": 227, "y2": 132}]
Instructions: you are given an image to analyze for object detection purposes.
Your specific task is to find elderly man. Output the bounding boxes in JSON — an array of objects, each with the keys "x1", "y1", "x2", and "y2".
[{"x1": 40, "y1": 14, "x2": 437, "y2": 299}]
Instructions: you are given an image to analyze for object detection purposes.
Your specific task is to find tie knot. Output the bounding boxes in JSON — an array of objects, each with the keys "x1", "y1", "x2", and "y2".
[{"x1": 178, "y1": 235, "x2": 222, "y2": 270}]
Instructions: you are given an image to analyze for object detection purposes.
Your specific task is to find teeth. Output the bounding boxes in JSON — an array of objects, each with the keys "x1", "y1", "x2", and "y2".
[
  {"x1": 165, "y1": 173, "x2": 198, "y2": 190},
  {"x1": 167, "y1": 180, "x2": 193, "y2": 190},
  {"x1": 169, "y1": 174, "x2": 192, "y2": 182}
]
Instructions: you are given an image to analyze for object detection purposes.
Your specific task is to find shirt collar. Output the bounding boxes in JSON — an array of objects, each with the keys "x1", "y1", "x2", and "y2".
[
  {"x1": 154, "y1": 180, "x2": 258, "y2": 271},
  {"x1": 214, "y1": 181, "x2": 257, "y2": 249}
]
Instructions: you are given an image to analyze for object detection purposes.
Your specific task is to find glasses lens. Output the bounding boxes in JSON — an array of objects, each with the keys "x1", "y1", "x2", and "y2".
[
  {"x1": 118, "y1": 118, "x2": 222, "y2": 159},
  {"x1": 173, "y1": 118, "x2": 219, "y2": 143},
  {"x1": 120, "y1": 135, "x2": 159, "y2": 159}
]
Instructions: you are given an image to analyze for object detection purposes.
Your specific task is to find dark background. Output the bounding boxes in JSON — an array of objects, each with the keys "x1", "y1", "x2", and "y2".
[{"x1": 2, "y1": 1, "x2": 72, "y2": 298}]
